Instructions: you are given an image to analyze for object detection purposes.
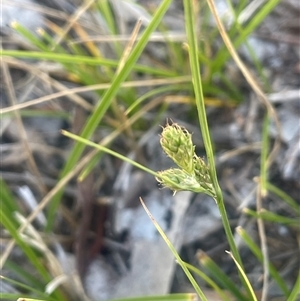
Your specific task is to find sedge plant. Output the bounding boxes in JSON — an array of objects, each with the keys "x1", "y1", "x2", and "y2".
[
  {"x1": 2, "y1": 0, "x2": 298, "y2": 300},
  {"x1": 63, "y1": 0, "x2": 296, "y2": 300}
]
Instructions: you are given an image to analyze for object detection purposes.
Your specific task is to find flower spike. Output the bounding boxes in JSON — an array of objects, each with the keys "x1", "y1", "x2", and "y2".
[
  {"x1": 160, "y1": 123, "x2": 195, "y2": 174},
  {"x1": 157, "y1": 122, "x2": 216, "y2": 198}
]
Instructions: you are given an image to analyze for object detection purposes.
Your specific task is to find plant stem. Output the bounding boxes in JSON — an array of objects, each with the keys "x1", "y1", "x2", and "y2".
[
  {"x1": 183, "y1": 0, "x2": 244, "y2": 269},
  {"x1": 216, "y1": 192, "x2": 244, "y2": 269}
]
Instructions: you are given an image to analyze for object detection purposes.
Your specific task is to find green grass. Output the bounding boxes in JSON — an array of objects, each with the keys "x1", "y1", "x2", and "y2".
[{"x1": 1, "y1": 1, "x2": 299, "y2": 301}]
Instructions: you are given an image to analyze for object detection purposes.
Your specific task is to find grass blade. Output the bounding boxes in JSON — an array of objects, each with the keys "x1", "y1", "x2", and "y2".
[
  {"x1": 0, "y1": 213, "x2": 50, "y2": 282},
  {"x1": 0, "y1": 50, "x2": 176, "y2": 77},
  {"x1": 226, "y1": 251, "x2": 258, "y2": 301},
  {"x1": 266, "y1": 182, "x2": 300, "y2": 214},
  {"x1": 244, "y1": 208, "x2": 298, "y2": 225},
  {"x1": 184, "y1": 262, "x2": 232, "y2": 301},
  {"x1": 287, "y1": 272, "x2": 300, "y2": 301},
  {"x1": 140, "y1": 198, "x2": 208, "y2": 301},
  {"x1": 236, "y1": 226, "x2": 289, "y2": 296},
  {"x1": 212, "y1": 0, "x2": 281, "y2": 72},
  {"x1": 197, "y1": 251, "x2": 247, "y2": 301},
  {"x1": 0, "y1": 275, "x2": 53, "y2": 301},
  {"x1": 184, "y1": 0, "x2": 243, "y2": 281},
  {"x1": 4, "y1": 260, "x2": 45, "y2": 292}
]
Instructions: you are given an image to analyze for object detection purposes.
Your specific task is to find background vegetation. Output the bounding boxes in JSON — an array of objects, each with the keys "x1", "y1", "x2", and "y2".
[{"x1": 1, "y1": 0, "x2": 299, "y2": 301}]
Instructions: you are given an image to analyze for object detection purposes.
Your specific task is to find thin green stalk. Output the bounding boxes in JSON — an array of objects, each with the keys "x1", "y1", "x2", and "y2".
[
  {"x1": 226, "y1": 251, "x2": 258, "y2": 301},
  {"x1": 237, "y1": 226, "x2": 289, "y2": 296},
  {"x1": 12, "y1": 22, "x2": 49, "y2": 51},
  {"x1": 4, "y1": 260, "x2": 45, "y2": 292},
  {"x1": 211, "y1": 0, "x2": 281, "y2": 73},
  {"x1": 266, "y1": 182, "x2": 299, "y2": 214},
  {"x1": 287, "y1": 272, "x2": 300, "y2": 301},
  {"x1": 260, "y1": 113, "x2": 270, "y2": 195},
  {"x1": 61, "y1": 130, "x2": 158, "y2": 177},
  {"x1": 244, "y1": 208, "x2": 298, "y2": 225},
  {"x1": 61, "y1": 130, "x2": 187, "y2": 192},
  {"x1": 0, "y1": 213, "x2": 49, "y2": 281},
  {"x1": 198, "y1": 251, "x2": 248, "y2": 301},
  {"x1": 183, "y1": 0, "x2": 217, "y2": 180},
  {"x1": 183, "y1": 0, "x2": 243, "y2": 269},
  {"x1": 96, "y1": 0, "x2": 122, "y2": 57},
  {"x1": 0, "y1": 215, "x2": 66, "y2": 301},
  {"x1": 126, "y1": 84, "x2": 189, "y2": 115},
  {"x1": 0, "y1": 50, "x2": 176, "y2": 77},
  {"x1": 217, "y1": 195, "x2": 244, "y2": 268},
  {"x1": 183, "y1": 262, "x2": 232, "y2": 301},
  {"x1": 258, "y1": 113, "x2": 270, "y2": 301},
  {"x1": 0, "y1": 275, "x2": 54, "y2": 301},
  {"x1": 140, "y1": 198, "x2": 209, "y2": 301}
]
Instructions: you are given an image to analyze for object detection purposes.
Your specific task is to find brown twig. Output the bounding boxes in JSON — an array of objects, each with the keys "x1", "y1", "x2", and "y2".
[{"x1": 1, "y1": 61, "x2": 47, "y2": 195}]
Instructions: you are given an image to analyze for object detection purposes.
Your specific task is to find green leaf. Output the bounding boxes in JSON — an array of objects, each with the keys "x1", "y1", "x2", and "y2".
[
  {"x1": 287, "y1": 272, "x2": 300, "y2": 301},
  {"x1": 197, "y1": 251, "x2": 248, "y2": 301},
  {"x1": 244, "y1": 208, "x2": 298, "y2": 225},
  {"x1": 226, "y1": 251, "x2": 257, "y2": 301},
  {"x1": 237, "y1": 227, "x2": 289, "y2": 296},
  {"x1": 0, "y1": 50, "x2": 176, "y2": 77}
]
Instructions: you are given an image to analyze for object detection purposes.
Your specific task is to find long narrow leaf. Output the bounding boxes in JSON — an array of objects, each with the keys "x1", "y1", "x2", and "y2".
[
  {"x1": 266, "y1": 182, "x2": 300, "y2": 214},
  {"x1": 184, "y1": 262, "x2": 232, "y2": 301},
  {"x1": 0, "y1": 213, "x2": 50, "y2": 283},
  {"x1": 197, "y1": 251, "x2": 247, "y2": 301},
  {"x1": 287, "y1": 272, "x2": 300, "y2": 301},
  {"x1": 185, "y1": 0, "x2": 243, "y2": 279},
  {"x1": 244, "y1": 208, "x2": 298, "y2": 225},
  {"x1": 226, "y1": 251, "x2": 257, "y2": 301},
  {"x1": 236, "y1": 227, "x2": 289, "y2": 296},
  {"x1": 140, "y1": 198, "x2": 208, "y2": 301},
  {"x1": 0, "y1": 275, "x2": 53, "y2": 301},
  {"x1": 212, "y1": 0, "x2": 281, "y2": 72},
  {"x1": 4, "y1": 260, "x2": 45, "y2": 292},
  {"x1": 0, "y1": 50, "x2": 176, "y2": 77},
  {"x1": 0, "y1": 178, "x2": 19, "y2": 227}
]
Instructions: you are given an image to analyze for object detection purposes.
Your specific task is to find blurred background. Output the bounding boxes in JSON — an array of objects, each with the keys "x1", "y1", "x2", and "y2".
[{"x1": 1, "y1": 1, "x2": 299, "y2": 300}]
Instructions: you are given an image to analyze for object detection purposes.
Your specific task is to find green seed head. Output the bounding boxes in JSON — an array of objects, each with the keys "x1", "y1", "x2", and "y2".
[
  {"x1": 156, "y1": 168, "x2": 205, "y2": 195},
  {"x1": 160, "y1": 123, "x2": 195, "y2": 174},
  {"x1": 193, "y1": 156, "x2": 215, "y2": 197},
  {"x1": 156, "y1": 123, "x2": 216, "y2": 198}
]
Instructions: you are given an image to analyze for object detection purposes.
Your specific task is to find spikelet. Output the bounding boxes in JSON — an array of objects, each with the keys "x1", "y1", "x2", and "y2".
[
  {"x1": 157, "y1": 122, "x2": 216, "y2": 198},
  {"x1": 160, "y1": 123, "x2": 195, "y2": 174}
]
